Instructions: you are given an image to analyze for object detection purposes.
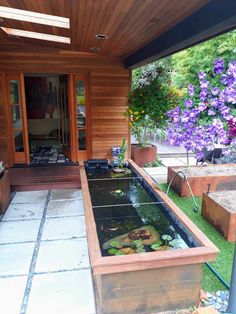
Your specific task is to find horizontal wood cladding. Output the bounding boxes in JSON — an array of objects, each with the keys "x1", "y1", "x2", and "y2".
[
  {"x1": 0, "y1": 50, "x2": 127, "y2": 72},
  {"x1": 0, "y1": 51, "x2": 130, "y2": 161},
  {"x1": 0, "y1": 72, "x2": 12, "y2": 167},
  {"x1": 90, "y1": 68, "x2": 130, "y2": 160}
]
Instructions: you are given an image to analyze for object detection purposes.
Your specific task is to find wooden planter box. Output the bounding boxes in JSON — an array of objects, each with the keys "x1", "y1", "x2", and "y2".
[
  {"x1": 80, "y1": 161, "x2": 219, "y2": 314},
  {"x1": 131, "y1": 144, "x2": 157, "y2": 167},
  {"x1": 167, "y1": 164, "x2": 236, "y2": 197},
  {"x1": 202, "y1": 191, "x2": 236, "y2": 242},
  {"x1": 0, "y1": 170, "x2": 10, "y2": 214}
]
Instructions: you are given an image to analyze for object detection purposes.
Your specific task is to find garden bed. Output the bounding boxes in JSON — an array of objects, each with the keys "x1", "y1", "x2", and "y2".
[
  {"x1": 167, "y1": 164, "x2": 236, "y2": 197},
  {"x1": 202, "y1": 190, "x2": 236, "y2": 242},
  {"x1": 81, "y1": 160, "x2": 218, "y2": 314}
]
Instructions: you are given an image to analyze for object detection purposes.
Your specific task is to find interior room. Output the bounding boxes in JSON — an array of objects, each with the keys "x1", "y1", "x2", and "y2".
[{"x1": 24, "y1": 74, "x2": 71, "y2": 164}]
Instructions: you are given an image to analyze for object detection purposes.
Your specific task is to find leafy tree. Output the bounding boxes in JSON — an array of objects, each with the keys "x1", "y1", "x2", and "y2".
[{"x1": 171, "y1": 30, "x2": 236, "y2": 88}]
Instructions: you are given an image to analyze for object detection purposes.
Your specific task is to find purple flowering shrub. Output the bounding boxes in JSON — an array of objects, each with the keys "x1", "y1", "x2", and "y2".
[{"x1": 166, "y1": 59, "x2": 236, "y2": 160}]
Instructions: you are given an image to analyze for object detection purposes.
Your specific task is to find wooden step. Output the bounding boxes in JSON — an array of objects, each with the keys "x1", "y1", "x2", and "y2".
[{"x1": 9, "y1": 166, "x2": 81, "y2": 191}]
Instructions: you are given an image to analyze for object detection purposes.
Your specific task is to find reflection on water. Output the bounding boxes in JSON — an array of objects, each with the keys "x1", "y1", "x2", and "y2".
[{"x1": 86, "y1": 168, "x2": 190, "y2": 257}]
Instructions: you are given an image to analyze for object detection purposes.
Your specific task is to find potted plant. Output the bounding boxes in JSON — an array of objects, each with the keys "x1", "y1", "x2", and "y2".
[
  {"x1": 126, "y1": 65, "x2": 178, "y2": 167},
  {"x1": 113, "y1": 138, "x2": 127, "y2": 173}
]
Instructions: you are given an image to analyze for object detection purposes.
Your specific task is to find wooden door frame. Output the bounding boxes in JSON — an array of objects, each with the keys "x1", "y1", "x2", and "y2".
[
  {"x1": 73, "y1": 73, "x2": 90, "y2": 162},
  {"x1": 6, "y1": 73, "x2": 30, "y2": 165}
]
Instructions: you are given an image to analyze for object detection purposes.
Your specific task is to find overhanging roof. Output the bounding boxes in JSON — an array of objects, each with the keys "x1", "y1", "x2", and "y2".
[
  {"x1": 0, "y1": 0, "x2": 235, "y2": 69},
  {"x1": 125, "y1": 0, "x2": 236, "y2": 68}
]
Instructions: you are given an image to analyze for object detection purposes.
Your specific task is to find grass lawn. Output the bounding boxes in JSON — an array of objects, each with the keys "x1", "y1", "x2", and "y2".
[{"x1": 159, "y1": 183, "x2": 235, "y2": 292}]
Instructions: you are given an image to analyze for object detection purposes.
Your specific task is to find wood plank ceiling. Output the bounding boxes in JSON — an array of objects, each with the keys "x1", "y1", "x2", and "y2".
[{"x1": 0, "y1": 0, "x2": 209, "y2": 57}]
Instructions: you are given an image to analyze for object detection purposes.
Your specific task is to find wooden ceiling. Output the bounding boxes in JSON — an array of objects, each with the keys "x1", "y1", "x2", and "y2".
[{"x1": 0, "y1": 0, "x2": 209, "y2": 57}]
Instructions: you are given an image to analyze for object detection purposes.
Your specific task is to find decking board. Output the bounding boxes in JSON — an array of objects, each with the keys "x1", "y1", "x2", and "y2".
[{"x1": 9, "y1": 166, "x2": 81, "y2": 191}]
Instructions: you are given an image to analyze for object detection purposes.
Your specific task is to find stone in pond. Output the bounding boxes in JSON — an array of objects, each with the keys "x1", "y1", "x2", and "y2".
[{"x1": 103, "y1": 225, "x2": 159, "y2": 250}]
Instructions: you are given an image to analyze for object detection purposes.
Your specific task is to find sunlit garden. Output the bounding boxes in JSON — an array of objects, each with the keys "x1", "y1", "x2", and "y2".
[{"x1": 128, "y1": 29, "x2": 236, "y2": 313}]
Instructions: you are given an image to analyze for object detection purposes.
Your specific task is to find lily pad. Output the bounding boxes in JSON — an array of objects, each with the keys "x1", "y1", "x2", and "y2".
[
  {"x1": 108, "y1": 248, "x2": 118, "y2": 255},
  {"x1": 151, "y1": 241, "x2": 162, "y2": 251},
  {"x1": 103, "y1": 225, "x2": 160, "y2": 250}
]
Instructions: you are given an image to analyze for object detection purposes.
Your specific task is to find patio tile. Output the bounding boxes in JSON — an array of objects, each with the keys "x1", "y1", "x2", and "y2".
[
  {"x1": 46, "y1": 199, "x2": 84, "y2": 218},
  {"x1": 42, "y1": 216, "x2": 86, "y2": 241},
  {"x1": 26, "y1": 270, "x2": 96, "y2": 314},
  {"x1": 0, "y1": 243, "x2": 34, "y2": 276},
  {"x1": 11, "y1": 190, "x2": 48, "y2": 204},
  {"x1": 160, "y1": 157, "x2": 186, "y2": 167},
  {"x1": 2, "y1": 202, "x2": 45, "y2": 221},
  {"x1": 0, "y1": 276, "x2": 28, "y2": 314},
  {"x1": 144, "y1": 166, "x2": 167, "y2": 175},
  {"x1": 50, "y1": 189, "x2": 83, "y2": 201},
  {"x1": 35, "y1": 238, "x2": 89, "y2": 273},
  {"x1": 0, "y1": 220, "x2": 40, "y2": 244}
]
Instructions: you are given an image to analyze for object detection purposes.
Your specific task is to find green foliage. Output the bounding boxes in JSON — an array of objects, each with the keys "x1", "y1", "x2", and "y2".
[
  {"x1": 127, "y1": 65, "x2": 179, "y2": 146},
  {"x1": 132, "y1": 239, "x2": 145, "y2": 253},
  {"x1": 132, "y1": 29, "x2": 236, "y2": 93},
  {"x1": 108, "y1": 248, "x2": 118, "y2": 255},
  {"x1": 117, "y1": 138, "x2": 127, "y2": 168},
  {"x1": 151, "y1": 241, "x2": 162, "y2": 250},
  {"x1": 171, "y1": 30, "x2": 236, "y2": 89},
  {"x1": 144, "y1": 157, "x2": 162, "y2": 168}
]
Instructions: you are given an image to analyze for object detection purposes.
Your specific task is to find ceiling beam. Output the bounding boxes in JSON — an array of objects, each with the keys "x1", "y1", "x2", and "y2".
[{"x1": 124, "y1": 0, "x2": 236, "y2": 69}]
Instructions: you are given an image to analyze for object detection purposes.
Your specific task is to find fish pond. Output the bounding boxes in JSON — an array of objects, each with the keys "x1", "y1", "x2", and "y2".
[{"x1": 86, "y1": 167, "x2": 197, "y2": 257}]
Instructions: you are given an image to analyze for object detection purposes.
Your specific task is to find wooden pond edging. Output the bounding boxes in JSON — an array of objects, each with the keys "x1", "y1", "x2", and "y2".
[
  {"x1": 80, "y1": 161, "x2": 219, "y2": 314},
  {"x1": 202, "y1": 192, "x2": 236, "y2": 242},
  {"x1": 167, "y1": 164, "x2": 236, "y2": 197}
]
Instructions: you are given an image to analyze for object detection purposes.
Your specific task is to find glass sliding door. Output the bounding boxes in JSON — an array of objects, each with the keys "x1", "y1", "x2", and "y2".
[{"x1": 6, "y1": 74, "x2": 29, "y2": 164}]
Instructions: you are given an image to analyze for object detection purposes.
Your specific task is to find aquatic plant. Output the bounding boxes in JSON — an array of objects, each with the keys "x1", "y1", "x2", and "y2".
[{"x1": 151, "y1": 241, "x2": 162, "y2": 251}]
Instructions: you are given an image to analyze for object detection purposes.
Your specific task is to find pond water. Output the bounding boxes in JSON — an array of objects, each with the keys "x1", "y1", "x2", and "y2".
[{"x1": 86, "y1": 167, "x2": 197, "y2": 257}]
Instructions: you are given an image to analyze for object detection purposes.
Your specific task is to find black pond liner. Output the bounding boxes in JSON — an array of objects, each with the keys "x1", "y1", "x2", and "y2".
[{"x1": 86, "y1": 167, "x2": 201, "y2": 257}]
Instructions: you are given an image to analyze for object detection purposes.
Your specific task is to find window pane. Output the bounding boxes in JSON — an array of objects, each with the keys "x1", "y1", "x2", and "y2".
[
  {"x1": 76, "y1": 80, "x2": 86, "y2": 150},
  {"x1": 12, "y1": 105, "x2": 22, "y2": 128},
  {"x1": 78, "y1": 129, "x2": 86, "y2": 150},
  {"x1": 14, "y1": 130, "x2": 24, "y2": 152},
  {"x1": 10, "y1": 80, "x2": 20, "y2": 104}
]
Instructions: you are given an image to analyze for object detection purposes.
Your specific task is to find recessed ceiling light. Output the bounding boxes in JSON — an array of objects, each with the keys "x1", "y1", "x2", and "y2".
[
  {"x1": 1, "y1": 27, "x2": 71, "y2": 44},
  {"x1": 95, "y1": 34, "x2": 108, "y2": 40},
  {"x1": 89, "y1": 47, "x2": 101, "y2": 52},
  {"x1": 0, "y1": 6, "x2": 70, "y2": 28}
]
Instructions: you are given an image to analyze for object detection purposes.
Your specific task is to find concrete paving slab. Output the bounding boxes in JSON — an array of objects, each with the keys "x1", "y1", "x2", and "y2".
[
  {"x1": 2, "y1": 203, "x2": 45, "y2": 221},
  {"x1": 0, "y1": 243, "x2": 34, "y2": 276},
  {"x1": 42, "y1": 216, "x2": 86, "y2": 241},
  {"x1": 11, "y1": 191, "x2": 48, "y2": 204},
  {"x1": 26, "y1": 270, "x2": 96, "y2": 314},
  {"x1": 35, "y1": 238, "x2": 89, "y2": 273},
  {"x1": 47, "y1": 199, "x2": 84, "y2": 218},
  {"x1": 50, "y1": 189, "x2": 83, "y2": 201},
  {"x1": 0, "y1": 276, "x2": 28, "y2": 314},
  {"x1": 0, "y1": 220, "x2": 41, "y2": 244}
]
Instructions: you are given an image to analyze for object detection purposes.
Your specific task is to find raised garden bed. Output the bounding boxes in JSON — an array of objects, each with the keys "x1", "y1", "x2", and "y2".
[
  {"x1": 131, "y1": 144, "x2": 157, "y2": 167},
  {"x1": 202, "y1": 190, "x2": 236, "y2": 242},
  {"x1": 167, "y1": 164, "x2": 236, "y2": 197},
  {"x1": 80, "y1": 160, "x2": 218, "y2": 314}
]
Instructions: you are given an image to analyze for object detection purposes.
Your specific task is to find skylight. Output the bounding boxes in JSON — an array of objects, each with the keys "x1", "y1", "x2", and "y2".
[
  {"x1": 0, "y1": 6, "x2": 70, "y2": 28},
  {"x1": 1, "y1": 27, "x2": 71, "y2": 44}
]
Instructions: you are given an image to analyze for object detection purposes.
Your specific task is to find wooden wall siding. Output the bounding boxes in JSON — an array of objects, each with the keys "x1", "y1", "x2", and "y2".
[
  {"x1": 0, "y1": 72, "x2": 11, "y2": 167},
  {"x1": 91, "y1": 70, "x2": 130, "y2": 159},
  {"x1": 0, "y1": 51, "x2": 130, "y2": 162}
]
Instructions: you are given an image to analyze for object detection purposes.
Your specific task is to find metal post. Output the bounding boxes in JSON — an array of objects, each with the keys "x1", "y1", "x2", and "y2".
[{"x1": 226, "y1": 244, "x2": 236, "y2": 314}]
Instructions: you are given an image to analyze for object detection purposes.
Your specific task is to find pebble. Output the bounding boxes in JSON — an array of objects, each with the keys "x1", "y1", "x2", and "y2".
[{"x1": 201, "y1": 290, "x2": 229, "y2": 313}]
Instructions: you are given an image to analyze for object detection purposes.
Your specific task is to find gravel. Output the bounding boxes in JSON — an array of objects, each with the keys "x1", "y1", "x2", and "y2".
[{"x1": 201, "y1": 290, "x2": 229, "y2": 313}]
